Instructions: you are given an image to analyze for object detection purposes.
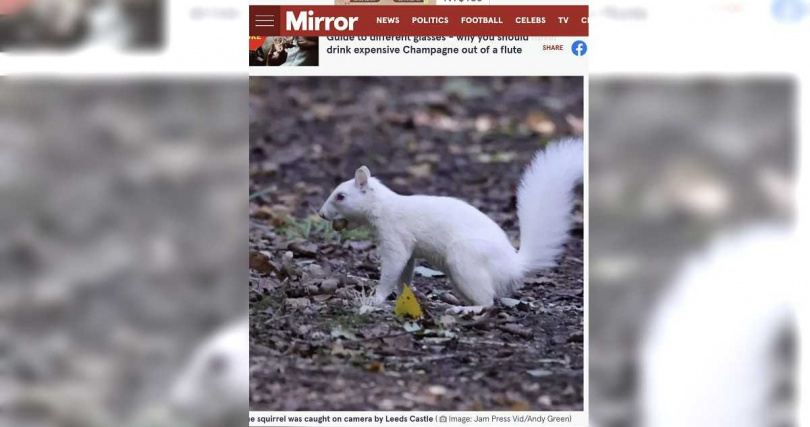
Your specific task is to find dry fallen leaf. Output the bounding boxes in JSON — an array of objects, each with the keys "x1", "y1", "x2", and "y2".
[
  {"x1": 407, "y1": 164, "x2": 432, "y2": 179},
  {"x1": 251, "y1": 204, "x2": 291, "y2": 227},
  {"x1": 526, "y1": 111, "x2": 556, "y2": 135},
  {"x1": 249, "y1": 250, "x2": 277, "y2": 276},
  {"x1": 366, "y1": 361, "x2": 383, "y2": 373}
]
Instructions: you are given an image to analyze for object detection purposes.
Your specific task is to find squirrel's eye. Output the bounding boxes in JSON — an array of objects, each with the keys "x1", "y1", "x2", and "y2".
[{"x1": 336, "y1": 193, "x2": 345, "y2": 201}]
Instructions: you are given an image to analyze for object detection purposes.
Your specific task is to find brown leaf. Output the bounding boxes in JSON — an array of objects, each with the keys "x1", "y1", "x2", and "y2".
[
  {"x1": 408, "y1": 163, "x2": 432, "y2": 179},
  {"x1": 251, "y1": 204, "x2": 291, "y2": 227},
  {"x1": 249, "y1": 251, "x2": 278, "y2": 275},
  {"x1": 526, "y1": 112, "x2": 556, "y2": 135}
]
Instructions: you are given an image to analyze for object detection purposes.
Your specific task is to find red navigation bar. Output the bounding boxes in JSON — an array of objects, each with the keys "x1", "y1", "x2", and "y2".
[{"x1": 249, "y1": 5, "x2": 588, "y2": 37}]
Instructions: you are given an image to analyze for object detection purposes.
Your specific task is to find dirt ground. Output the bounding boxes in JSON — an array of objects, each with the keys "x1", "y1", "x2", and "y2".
[{"x1": 248, "y1": 76, "x2": 584, "y2": 411}]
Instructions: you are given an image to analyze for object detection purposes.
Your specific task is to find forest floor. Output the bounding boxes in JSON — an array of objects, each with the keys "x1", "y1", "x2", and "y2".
[{"x1": 248, "y1": 77, "x2": 584, "y2": 411}]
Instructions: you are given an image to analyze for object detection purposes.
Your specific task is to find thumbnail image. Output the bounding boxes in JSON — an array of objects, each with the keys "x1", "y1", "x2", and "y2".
[
  {"x1": 249, "y1": 36, "x2": 319, "y2": 67},
  {"x1": 0, "y1": 81, "x2": 246, "y2": 426},
  {"x1": 249, "y1": 76, "x2": 584, "y2": 410},
  {"x1": 0, "y1": 0, "x2": 163, "y2": 51},
  {"x1": 588, "y1": 78, "x2": 796, "y2": 426}
]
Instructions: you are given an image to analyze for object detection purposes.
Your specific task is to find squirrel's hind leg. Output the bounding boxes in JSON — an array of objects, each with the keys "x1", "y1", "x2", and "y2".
[{"x1": 447, "y1": 262, "x2": 496, "y2": 307}]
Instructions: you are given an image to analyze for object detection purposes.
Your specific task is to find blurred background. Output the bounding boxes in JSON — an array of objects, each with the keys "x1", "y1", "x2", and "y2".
[
  {"x1": 1, "y1": 0, "x2": 163, "y2": 51},
  {"x1": 588, "y1": 1, "x2": 808, "y2": 425},
  {"x1": 0, "y1": 80, "x2": 247, "y2": 427},
  {"x1": 588, "y1": 78, "x2": 798, "y2": 426}
]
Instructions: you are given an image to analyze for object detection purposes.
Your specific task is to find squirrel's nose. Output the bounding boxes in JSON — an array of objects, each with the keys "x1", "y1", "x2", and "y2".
[{"x1": 319, "y1": 211, "x2": 326, "y2": 220}]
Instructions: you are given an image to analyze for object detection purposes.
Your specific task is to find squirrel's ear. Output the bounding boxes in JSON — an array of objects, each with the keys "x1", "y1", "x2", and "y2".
[{"x1": 355, "y1": 166, "x2": 371, "y2": 190}]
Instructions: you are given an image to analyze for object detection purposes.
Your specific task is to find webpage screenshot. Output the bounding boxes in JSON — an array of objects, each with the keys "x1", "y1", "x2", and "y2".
[
  {"x1": 2, "y1": 1, "x2": 809, "y2": 427},
  {"x1": 248, "y1": 2, "x2": 587, "y2": 426}
]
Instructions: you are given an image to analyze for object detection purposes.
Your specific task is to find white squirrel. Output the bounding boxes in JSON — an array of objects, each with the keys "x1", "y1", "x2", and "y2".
[
  {"x1": 640, "y1": 225, "x2": 796, "y2": 427},
  {"x1": 319, "y1": 138, "x2": 583, "y2": 307},
  {"x1": 170, "y1": 317, "x2": 249, "y2": 426}
]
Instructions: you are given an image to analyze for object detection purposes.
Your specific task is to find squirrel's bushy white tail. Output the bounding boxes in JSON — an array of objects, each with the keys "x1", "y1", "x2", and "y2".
[{"x1": 516, "y1": 138, "x2": 583, "y2": 275}]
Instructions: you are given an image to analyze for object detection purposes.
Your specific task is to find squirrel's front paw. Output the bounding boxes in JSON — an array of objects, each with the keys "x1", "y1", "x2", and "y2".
[{"x1": 373, "y1": 291, "x2": 390, "y2": 306}]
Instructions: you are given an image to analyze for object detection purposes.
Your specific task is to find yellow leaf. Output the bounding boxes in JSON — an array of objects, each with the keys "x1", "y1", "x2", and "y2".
[{"x1": 394, "y1": 285, "x2": 423, "y2": 319}]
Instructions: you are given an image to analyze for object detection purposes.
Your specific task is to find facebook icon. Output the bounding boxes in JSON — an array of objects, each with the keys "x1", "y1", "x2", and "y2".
[{"x1": 571, "y1": 40, "x2": 587, "y2": 56}]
